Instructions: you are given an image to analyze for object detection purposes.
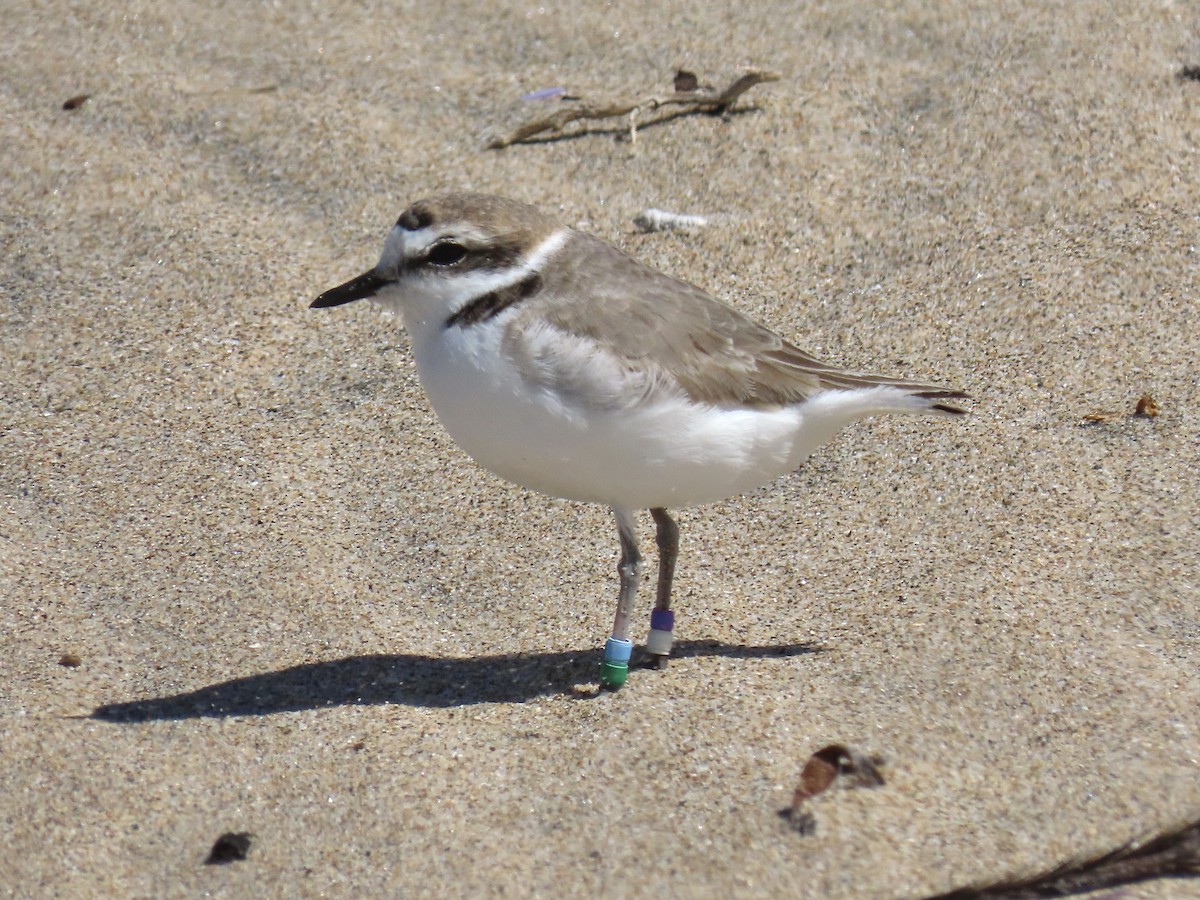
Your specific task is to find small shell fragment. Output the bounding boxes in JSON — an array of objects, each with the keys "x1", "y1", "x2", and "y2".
[{"x1": 633, "y1": 208, "x2": 709, "y2": 233}]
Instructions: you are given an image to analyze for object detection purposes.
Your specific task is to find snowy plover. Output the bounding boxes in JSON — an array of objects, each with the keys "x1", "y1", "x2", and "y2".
[{"x1": 311, "y1": 193, "x2": 967, "y2": 688}]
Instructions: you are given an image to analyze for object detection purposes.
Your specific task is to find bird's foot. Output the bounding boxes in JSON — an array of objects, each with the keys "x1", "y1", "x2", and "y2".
[
  {"x1": 600, "y1": 637, "x2": 633, "y2": 689},
  {"x1": 646, "y1": 609, "x2": 675, "y2": 660}
]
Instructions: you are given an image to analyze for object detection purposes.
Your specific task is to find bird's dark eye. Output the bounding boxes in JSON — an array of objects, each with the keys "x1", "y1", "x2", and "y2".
[{"x1": 427, "y1": 241, "x2": 467, "y2": 266}]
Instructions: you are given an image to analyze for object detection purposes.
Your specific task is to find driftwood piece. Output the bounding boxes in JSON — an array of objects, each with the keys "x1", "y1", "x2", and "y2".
[{"x1": 486, "y1": 68, "x2": 781, "y2": 149}]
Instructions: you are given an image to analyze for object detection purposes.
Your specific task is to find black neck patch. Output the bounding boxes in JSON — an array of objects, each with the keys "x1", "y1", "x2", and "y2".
[{"x1": 445, "y1": 272, "x2": 544, "y2": 328}]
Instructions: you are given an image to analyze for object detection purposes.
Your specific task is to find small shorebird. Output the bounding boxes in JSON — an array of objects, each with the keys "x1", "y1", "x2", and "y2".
[{"x1": 312, "y1": 193, "x2": 967, "y2": 688}]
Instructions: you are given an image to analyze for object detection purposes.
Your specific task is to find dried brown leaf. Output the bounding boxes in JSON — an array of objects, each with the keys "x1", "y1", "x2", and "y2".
[{"x1": 782, "y1": 744, "x2": 886, "y2": 834}]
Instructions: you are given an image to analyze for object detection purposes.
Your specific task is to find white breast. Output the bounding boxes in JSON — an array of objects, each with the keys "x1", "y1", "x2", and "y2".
[{"x1": 403, "y1": 309, "x2": 826, "y2": 509}]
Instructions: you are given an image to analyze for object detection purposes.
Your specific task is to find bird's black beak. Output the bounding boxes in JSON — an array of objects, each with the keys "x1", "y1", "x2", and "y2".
[{"x1": 310, "y1": 270, "x2": 387, "y2": 309}]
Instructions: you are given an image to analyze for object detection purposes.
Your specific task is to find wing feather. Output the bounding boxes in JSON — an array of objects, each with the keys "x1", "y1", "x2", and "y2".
[{"x1": 515, "y1": 232, "x2": 966, "y2": 411}]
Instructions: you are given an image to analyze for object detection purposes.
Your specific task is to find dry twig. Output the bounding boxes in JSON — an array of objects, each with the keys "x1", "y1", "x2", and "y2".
[
  {"x1": 925, "y1": 815, "x2": 1200, "y2": 898},
  {"x1": 486, "y1": 68, "x2": 781, "y2": 149}
]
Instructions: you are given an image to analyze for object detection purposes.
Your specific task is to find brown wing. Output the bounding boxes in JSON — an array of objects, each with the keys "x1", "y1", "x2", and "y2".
[{"x1": 527, "y1": 232, "x2": 967, "y2": 411}]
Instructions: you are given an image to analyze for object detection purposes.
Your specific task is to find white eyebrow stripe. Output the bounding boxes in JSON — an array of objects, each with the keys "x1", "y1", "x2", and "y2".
[
  {"x1": 522, "y1": 228, "x2": 570, "y2": 272},
  {"x1": 432, "y1": 228, "x2": 571, "y2": 326}
]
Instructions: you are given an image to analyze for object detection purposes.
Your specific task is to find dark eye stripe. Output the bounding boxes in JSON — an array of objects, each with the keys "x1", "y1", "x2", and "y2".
[{"x1": 417, "y1": 239, "x2": 527, "y2": 274}]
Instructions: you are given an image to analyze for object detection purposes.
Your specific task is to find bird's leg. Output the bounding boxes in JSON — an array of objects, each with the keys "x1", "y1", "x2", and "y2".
[
  {"x1": 646, "y1": 508, "x2": 679, "y2": 667},
  {"x1": 601, "y1": 507, "x2": 641, "y2": 689},
  {"x1": 611, "y1": 507, "x2": 643, "y2": 640},
  {"x1": 650, "y1": 508, "x2": 679, "y2": 609}
]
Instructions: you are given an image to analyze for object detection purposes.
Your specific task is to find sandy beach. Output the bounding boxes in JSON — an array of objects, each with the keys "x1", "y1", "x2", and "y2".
[{"x1": 4, "y1": 1, "x2": 1200, "y2": 896}]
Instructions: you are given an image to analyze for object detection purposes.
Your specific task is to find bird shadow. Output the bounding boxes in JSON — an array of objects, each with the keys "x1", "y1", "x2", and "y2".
[{"x1": 89, "y1": 640, "x2": 822, "y2": 722}]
